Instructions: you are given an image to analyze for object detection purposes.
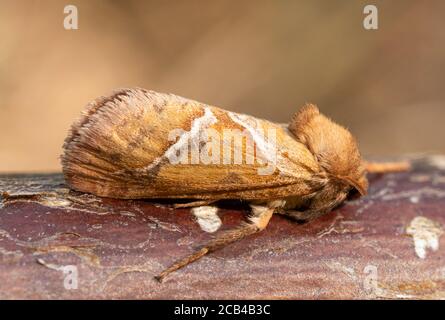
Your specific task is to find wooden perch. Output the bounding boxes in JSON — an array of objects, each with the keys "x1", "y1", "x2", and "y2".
[{"x1": 0, "y1": 155, "x2": 444, "y2": 299}]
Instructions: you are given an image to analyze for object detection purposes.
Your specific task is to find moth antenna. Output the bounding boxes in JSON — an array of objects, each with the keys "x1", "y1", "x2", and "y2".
[
  {"x1": 155, "y1": 203, "x2": 278, "y2": 282},
  {"x1": 154, "y1": 223, "x2": 257, "y2": 282},
  {"x1": 154, "y1": 248, "x2": 210, "y2": 282},
  {"x1": 365, "y1": 161, "x2": 411, "y2": 173}
]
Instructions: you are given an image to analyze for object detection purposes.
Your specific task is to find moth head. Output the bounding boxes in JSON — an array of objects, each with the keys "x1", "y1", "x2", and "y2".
[{"x1": 289, "y1": 103, "x2": 368, "y2": 196}]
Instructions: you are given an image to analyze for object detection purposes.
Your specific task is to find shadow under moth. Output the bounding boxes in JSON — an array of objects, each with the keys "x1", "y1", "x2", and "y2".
[{"x1": 61, "y1": 87, "x2": 409, "y2": 282}]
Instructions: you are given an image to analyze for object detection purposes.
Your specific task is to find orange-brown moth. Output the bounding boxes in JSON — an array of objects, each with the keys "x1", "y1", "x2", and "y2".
[{"x1": 61, "y1": 88, "x2": 409, "y2": 281}]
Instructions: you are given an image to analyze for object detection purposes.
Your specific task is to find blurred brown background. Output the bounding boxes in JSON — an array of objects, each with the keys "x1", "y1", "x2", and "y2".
[{"x1": 0, "y1": 0, "x2": 444, "y2": 173}]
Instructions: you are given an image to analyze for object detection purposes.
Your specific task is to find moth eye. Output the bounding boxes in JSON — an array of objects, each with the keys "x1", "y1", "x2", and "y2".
[{"x1": 347, "y1": 187, "x2": 360, "y2": 200}]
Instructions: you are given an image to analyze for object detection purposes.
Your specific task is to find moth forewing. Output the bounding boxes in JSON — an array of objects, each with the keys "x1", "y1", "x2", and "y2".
[{"x1": 63, "y1": 89, "x2": 321, "y2": 200}]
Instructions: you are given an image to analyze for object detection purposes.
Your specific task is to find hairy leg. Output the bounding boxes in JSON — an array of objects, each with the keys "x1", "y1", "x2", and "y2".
[
  {"x1": 171, "y1": 200, "x2": 216, "y2": 209},
  {"x1": 277, "y1": 191, "x2": 348, "y2": 222},
  {"x1": 155, "y1": 200, "x2": 283, "y2": 282}
]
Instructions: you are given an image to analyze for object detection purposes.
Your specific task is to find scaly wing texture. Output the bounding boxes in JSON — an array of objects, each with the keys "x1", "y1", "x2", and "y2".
[{"x1": 62, "y1": 88, "x2": 323, "y2": 200}]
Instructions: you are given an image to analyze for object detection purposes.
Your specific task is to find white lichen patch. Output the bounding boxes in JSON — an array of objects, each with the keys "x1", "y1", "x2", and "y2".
[
  {"x1": 406, "y1": 216, "x2": 443, "y2": 259},
  {"x1": 428, "y1": 155, "x2": 445, "y2": 170},
  {"x1": 191, "y1": 206, "x2": 221, "y2": 233},
  {"x1": 409, "y1": 174, "x2": 431, "y2": 183},
  {"x1": 39, "y1": 196, "x2": 72, "y2": 208}
]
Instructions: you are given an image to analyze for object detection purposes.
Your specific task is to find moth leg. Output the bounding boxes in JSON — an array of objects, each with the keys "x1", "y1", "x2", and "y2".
[
  {"x1": 278, "y1": 208, "x2": 328, "y2": 222},
  {"x1": 278, "y1": 192, "x2": 348, "y2": 222},
  {"x1": 171, "y1": 200, "x2": 216, "y2": 209},
  {"x1": 154, "y1": 200, "x2": 283, "y2": 282}
]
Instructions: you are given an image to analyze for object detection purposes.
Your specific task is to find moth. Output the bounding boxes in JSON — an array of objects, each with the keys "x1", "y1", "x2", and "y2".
[{"x1": 62, "y1": 88, "x2": 409, "y2": 282}]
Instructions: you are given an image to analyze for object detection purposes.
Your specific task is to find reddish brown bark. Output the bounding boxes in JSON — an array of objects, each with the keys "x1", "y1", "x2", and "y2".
[{"x1": 0, "y1": 156, "x2": 444, "y2": 299}]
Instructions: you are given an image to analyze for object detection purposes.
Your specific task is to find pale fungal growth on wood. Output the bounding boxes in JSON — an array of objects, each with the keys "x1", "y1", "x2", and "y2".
[{"x1": 406, "y1": 216, "x2": 443, "y2": 259}]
